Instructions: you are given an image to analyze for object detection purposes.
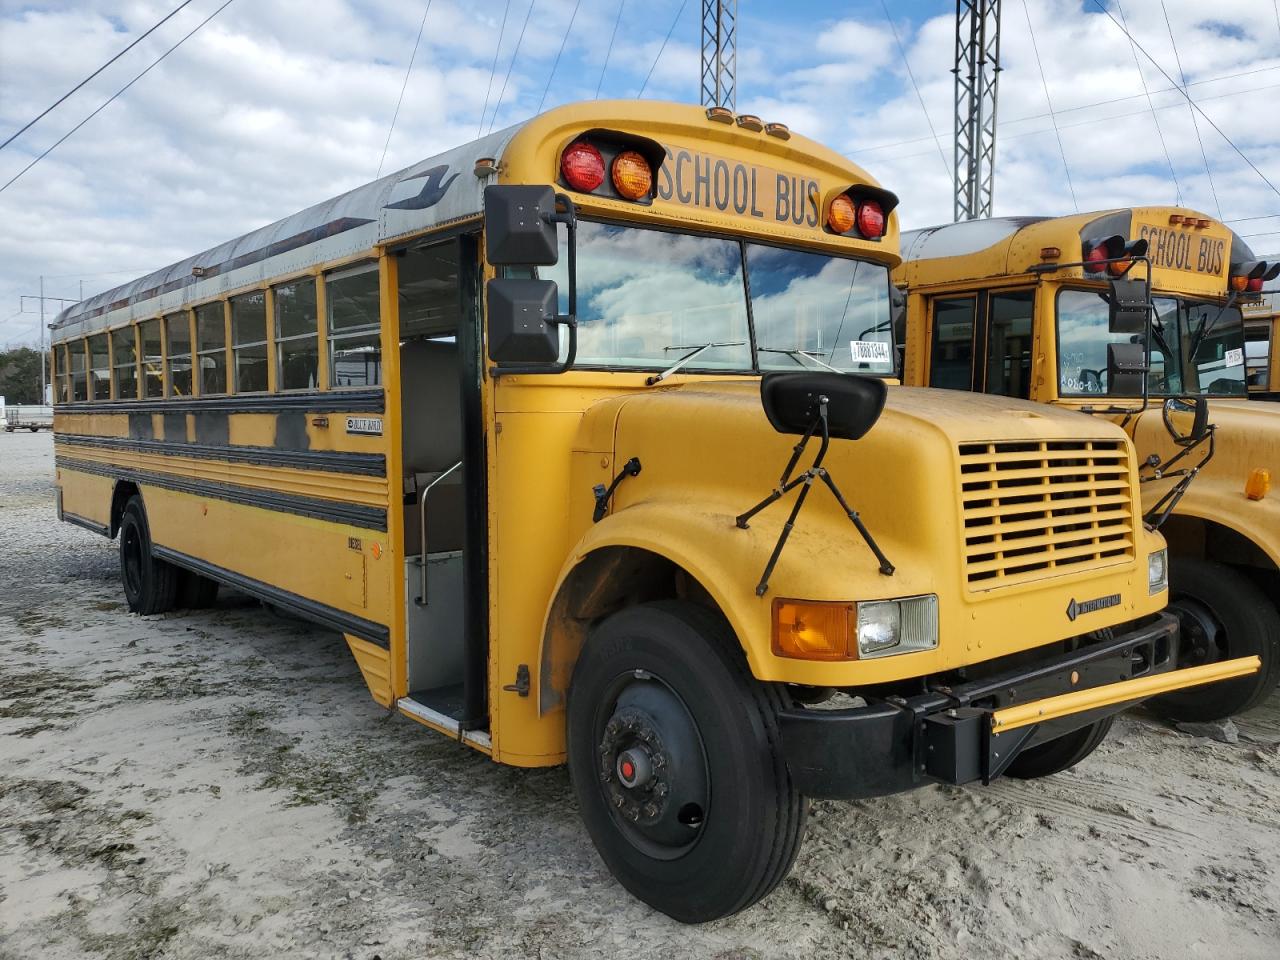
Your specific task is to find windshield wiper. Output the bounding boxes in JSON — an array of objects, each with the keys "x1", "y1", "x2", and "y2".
[
  {"x1": 757, "y1": 347, "x2": 843, "y2": 372},
  {"x1": 646, "y1": 340, "x2": 747, "y2": 385}
]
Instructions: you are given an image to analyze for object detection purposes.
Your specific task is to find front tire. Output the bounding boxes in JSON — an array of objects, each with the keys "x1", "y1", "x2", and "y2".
[
  {"x1": 567, "y1": 600, "x2": 806, "y2": 923},
  {"x1": 119, "y1": 495, "x2": 177, "y2": 615},
  {"x1": 1005, "y1": 717, "x2": 1113, "y2": 779},
  {"x1": 1148, "y1": 558, "x2": 1280, "y2": 722},
  {"x1": 177, "y1": 569, "x2": 219, "y2": 609}
]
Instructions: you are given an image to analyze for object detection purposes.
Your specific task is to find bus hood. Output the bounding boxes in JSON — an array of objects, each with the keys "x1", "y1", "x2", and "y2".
[{"x1": 587, "y1": 379, "x2": 1149, "y2": 607}]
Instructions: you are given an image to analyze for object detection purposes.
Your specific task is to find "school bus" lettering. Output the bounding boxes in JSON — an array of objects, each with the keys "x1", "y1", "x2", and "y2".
[
  {"x1": 656, "y1": 147, "x2": 821, "y2": 229},
  {"x1": 1136, "y1": 223, "x2": 1225, "y2": 276}
]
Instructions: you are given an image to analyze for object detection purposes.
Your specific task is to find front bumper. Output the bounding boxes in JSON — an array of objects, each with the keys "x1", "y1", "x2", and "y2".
[{"x1": 778, "y1": 612, "x2": 1259, "y2": 799}]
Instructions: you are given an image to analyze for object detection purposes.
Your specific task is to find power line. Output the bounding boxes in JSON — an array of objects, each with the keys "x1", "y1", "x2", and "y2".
[
  {"x1": 538, "y1": 0, "x2": 582, "y2": 114},
  {"x1": 879, "y1": 0, "x2": 950, "y2": 186},
  {"x1": 0, "y1": 0, "x2": 237, "y2": 197},
  {"x1": 849, "y1": 63, "x2": 1280, "y2": 157},
  {"x1": 0, "y1": 0, "x2": 198, "y2": 153},
  {"x1": 1117, "y1": 1, "x2": 1181, "y2": 205},
  {"x1": 376, "y1": 0, "x2": 434, "y2": 179},
  {"x1": 1090, "y1": 0, "x2": 1280, "y2": 204},
  {"x1": 1019, "y1": 0, "x2": 1077, "y2": 212},
  {"x1": 487, "y1": 0, "x2": 537, "y2": 134},
  {"x1": 477, "y1": 0, "x2": 513, "y2": 139},
  {"x1": 596, "y1": 1, "x2": 626, "y2": 99},
  {"x1": 1160, "y1": 0, "x2": 1220, "y2": 218},
  {"x1": 637, "y1": 0, "x2": 689, "y2": 98}
]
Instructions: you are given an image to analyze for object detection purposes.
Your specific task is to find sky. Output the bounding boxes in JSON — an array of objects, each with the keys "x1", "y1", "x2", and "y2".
[{"x1": 1, "y1": 0, "x2": 1279, "y2": 350}]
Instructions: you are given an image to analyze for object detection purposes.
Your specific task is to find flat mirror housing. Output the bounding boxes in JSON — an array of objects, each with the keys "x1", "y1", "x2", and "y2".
[
  {"x1": 1108, "y1": 278, "x2": 1149, "y2": 334},
  {"x1": 1106, "y1": 341, "x2": 1147, "y2": 395},
  {"x1": 487, "y1": 279, "x2": 560, "y2": 364},
  {"x1": 484, "y1": 185, "x2": 558, "y2": 266},
  {"x1": 760, "y1": 371, "x2": 887, "y2": 441}
]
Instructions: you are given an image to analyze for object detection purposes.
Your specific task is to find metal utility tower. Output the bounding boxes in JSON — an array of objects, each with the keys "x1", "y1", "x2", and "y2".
[
  {"x1": 953, "y1": 0, "x2": 1002, "y2": 221},
  {"x1": 701, "y1": 0, "x2": 737, "y2": 110}
]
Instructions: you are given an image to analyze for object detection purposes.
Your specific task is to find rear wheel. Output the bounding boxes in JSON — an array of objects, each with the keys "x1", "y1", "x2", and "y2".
[
  {"x1": 1005, "y1": 717, "x2": 1113, "y2": 779},
  {"x1": 1148, "y1": 558, "x2": 1280, "y2": 722},
  {"x1": 177, "y1": 569, "x2": 219, "y2": 609},
  {"x1": 566, "y1": 600, "x2": 806, "y2": 923},
  {"x1": 119, "y1": 496, "x2": 177, "y2": 615}
]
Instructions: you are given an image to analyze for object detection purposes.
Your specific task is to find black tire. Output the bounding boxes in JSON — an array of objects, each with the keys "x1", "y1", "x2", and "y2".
[
  {"x1": 567, "y1": 600, "x2": 807, "y2": 923},
  {"x1": 119, "y1": 495, "x2": 178, "y2": 615},
  {"x1": 1148, "y1": 558, "x2": 1280, "y2": 722},
  {"x1": 1005, "y1": 716, "x2": 1113, "y2": 780},
  {"x1": 28, "y1": 426, "x2": 39, "y2": 433},
  {"x1": 177, "y1": 569, "x2": 219, "y2": 609}
]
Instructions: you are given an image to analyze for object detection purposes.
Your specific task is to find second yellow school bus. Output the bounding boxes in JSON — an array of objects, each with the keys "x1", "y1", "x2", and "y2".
[
  {"x1": 896, "y1": 206, "x2": 1279, "y2": 722},
  {"x1": 50, "y1": 105, "x2": 1253, "y2": 921}
]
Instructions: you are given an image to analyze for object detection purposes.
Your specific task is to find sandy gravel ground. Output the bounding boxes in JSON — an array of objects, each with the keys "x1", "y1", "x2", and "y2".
[{"x1": 1, "y1": 430, "x2": 1278, "y2": 959}]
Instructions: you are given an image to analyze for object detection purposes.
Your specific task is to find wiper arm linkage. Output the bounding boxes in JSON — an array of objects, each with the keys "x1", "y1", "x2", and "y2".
[{"x1": 647, "y1": 340, "x2": 746, "y2": 385}]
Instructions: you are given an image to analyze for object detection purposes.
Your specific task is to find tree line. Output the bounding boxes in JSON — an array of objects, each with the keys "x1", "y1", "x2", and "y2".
[{"x1": 0, "y1": 348, "x2": 45, "y2": 404}]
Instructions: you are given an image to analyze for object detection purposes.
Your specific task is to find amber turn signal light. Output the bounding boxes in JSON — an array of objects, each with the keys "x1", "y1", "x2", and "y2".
[
  {"x1": 828, "y1": 195, "x2": 856, "y2": 234},
  {"x1": 1246, "y1": 468, "x2": 1271, "y2": 501},
  {"x1": 772, "y1": 599, "x2": 855, "y2": 661},
  {"x1": 611, "y1": 150, "x2": 652, "y2": 200}
]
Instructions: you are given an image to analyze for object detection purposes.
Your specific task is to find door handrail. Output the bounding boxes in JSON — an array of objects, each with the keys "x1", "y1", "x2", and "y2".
[{"x1": 416, "y1": 460, "x2": 462, "y2": 605}]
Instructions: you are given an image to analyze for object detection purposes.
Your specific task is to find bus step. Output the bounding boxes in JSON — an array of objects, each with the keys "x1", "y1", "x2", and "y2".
[{"x1": 407, "y1": 683, "x2": 465, "y2": 721}]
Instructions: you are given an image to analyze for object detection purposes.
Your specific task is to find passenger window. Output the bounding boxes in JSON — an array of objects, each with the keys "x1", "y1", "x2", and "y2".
[
  {"x1": 70, "y1": 341, "x2": 88, "y2": 401},
  {"x1": 274, "y1": 278, "x2": 319, "y2": 391},
  {"x1": 138, "y1": 319, "x2": 163, "y2": 398},
  {"x1": 112, "y1": 326, "x2": 138, "y2": 400},
  {"x1": 88, "y1": 335, "x2": 110, "y2": 400},
  {"x1": 326, "y1": 264, "x2": 381, "y2": 388},
  {"x1": 195, "y1": 302, "x2": 227, "y2": 395},
  {"x1": 985, "y1": 290, "x2": 1034, "y2": 399},
  {"x1": 58, "y1": 345, "x2": 71, "y2": 403},
  {"x1": 165, "y1": 313, "x2": 193, "y2": 397},
  {"x1": 231, "y1": 292, "x2": 268, "y2": 393},
  {"x1": 930, "y1": 297, "x2": 976, "y2": 390}
]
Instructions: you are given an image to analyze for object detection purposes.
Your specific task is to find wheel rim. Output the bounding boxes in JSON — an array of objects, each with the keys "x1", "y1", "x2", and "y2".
[
  {"x1": 593, "y1": 671, "x2": 710, "y2": 860},
  {"x1": 121, "y1": 522, "x2": 144, "y2": 599},
  {"x1": 1170, "y1": 596, "x2": 1226, "y2": 667}
]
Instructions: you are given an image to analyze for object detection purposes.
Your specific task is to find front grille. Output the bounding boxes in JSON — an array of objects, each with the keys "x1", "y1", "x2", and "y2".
[{"x1": 958, "y1": 439, "x2": 1135, "y2": 590}]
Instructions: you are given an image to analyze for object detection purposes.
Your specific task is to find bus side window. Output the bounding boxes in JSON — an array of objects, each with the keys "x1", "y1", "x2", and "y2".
[
  {"x1": 984, "y1": 290, "x2": 1034, "y2": 399},
  {"x1": 929, "y1": 297, "x2": 976, "y2": 390},
  {"x1": 70, "y1": 340, "x2": 88, "y2": 402}
]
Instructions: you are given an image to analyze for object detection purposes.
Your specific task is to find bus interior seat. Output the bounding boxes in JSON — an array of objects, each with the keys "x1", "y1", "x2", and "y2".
[{"x1": 400, "y1": 337, "x2": 464, "y2": 556}]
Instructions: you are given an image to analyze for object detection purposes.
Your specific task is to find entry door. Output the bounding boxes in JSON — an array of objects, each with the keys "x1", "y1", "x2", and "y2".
[
  {"x1": 928, "y1": 290, "x2": 1035, "y2": 399},
  {"x1": 396, "y1": 234, "x2": 488, "y2": 725}
]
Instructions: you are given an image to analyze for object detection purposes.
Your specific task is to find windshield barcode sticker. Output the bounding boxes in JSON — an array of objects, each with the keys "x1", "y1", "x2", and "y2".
[
  {"x1": 849, "y1": 340, "x2": 891, "y2": 364},
  {"x1": 1225, "y1": 347, "x2": 1244, "y2": 367}
]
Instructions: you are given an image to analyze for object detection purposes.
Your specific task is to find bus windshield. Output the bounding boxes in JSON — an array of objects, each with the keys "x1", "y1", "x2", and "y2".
[
  {"x1": 1056, "y1": 288, "x2": 1247, "y2": 397},
  {"x1": 544, "y1": 220, "x2": 894, "y2": 375}
]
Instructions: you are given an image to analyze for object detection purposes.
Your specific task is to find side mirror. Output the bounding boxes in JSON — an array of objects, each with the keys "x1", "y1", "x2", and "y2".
[
  {"x1": 484, "y1": 185, "x2": 558, "y2": 265},
  {"x1": 1107, "y1": 341, "x2": 1147, "y2": 395},
  {"x1": 1162, "y1": 396, "x2": 1210, "y2": 447},
  {"x1": 760, "y1": 371, "x2": 887, "y2": 441},
  {"x1": 487, "y1": 279, "x2": 560, "y2": 364},
  {"x1": 483, "y1": 187, "x2": 578, "y2": 373},
  {"x1": 1108, "y1": 278, "x2": 1149, "y2": 334}
]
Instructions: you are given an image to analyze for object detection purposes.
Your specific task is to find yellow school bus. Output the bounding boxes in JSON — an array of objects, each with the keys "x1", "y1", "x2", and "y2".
[
  {"x1": 1243, "y1": 294, "x2": 1279, "y2": 396},
  {"x1": 896, "y1": 207, "x2": 1279, "y2": 723},
  {"x1": 49, "y1": 107, "x2": 1254, "y2": 921}
]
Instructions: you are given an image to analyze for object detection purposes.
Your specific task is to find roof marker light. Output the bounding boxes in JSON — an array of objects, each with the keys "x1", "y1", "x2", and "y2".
[
  {"x1": 736, "y1": 114, "x2": 764, "y2": 132},
  {"x1": 765, "y1": 122, "x2": 791, "y2": 140},
  {"x1": 706, "y1": 106, "x2": 734, "y2": 123}
]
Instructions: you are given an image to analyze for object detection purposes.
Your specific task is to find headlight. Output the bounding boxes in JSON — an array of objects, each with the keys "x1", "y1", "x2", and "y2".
[
  {"x1": 856, "y1": 595, "x2": 939, "y2": 659},
  {"x1": 1148, "y1": 548, "x2": 1168, "y2": 595}
]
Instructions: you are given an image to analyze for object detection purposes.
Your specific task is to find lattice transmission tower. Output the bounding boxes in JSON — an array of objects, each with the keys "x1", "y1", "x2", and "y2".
[
  {"x1": 701, "y1": 0, "x2": 737, "y2": 110},
  {"x1": 953, "y1": 0, "x2": 1003, "y2": 221}
]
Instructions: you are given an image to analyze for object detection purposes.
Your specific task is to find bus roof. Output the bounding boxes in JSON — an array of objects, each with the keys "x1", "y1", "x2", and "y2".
[
  {"x1": 53, "y1": 100, "x2": 889, "y2": 341},
  {"x1": 897, "y1": 206, "x2": 1258, "y2": 293}
]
